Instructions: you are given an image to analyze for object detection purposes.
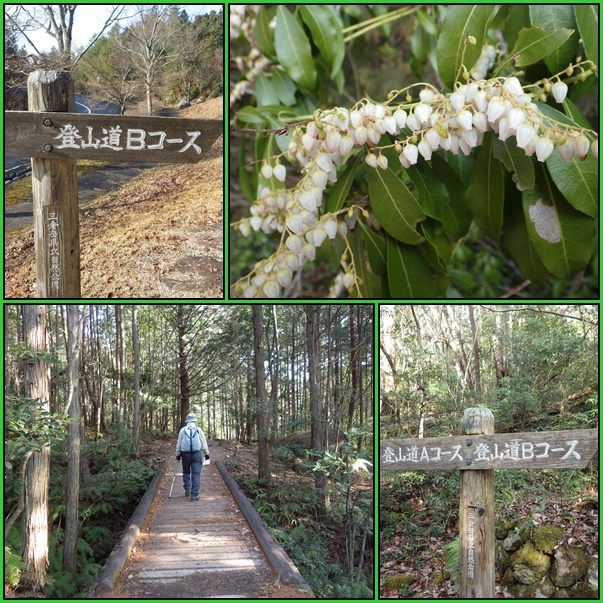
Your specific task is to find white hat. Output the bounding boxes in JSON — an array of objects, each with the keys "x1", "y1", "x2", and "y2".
[{"x1": 185, "y1": 413, "x2": 197, "y2": 423}]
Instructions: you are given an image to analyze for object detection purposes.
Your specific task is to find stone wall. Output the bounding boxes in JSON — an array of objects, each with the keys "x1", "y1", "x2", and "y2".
[{"x1": 497, "y1": 521, "x2": 598, "y2": 599}]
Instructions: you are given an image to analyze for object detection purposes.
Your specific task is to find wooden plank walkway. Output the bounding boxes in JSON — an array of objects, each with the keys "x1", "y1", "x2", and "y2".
[{"x1": 112, "y1": 457, "x2": 274, "y2": 598}]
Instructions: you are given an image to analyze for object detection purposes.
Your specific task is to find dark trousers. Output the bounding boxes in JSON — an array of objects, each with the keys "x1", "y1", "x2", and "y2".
[{"x1": 181, "y1": 450, "x2": 202, "y2": 497}]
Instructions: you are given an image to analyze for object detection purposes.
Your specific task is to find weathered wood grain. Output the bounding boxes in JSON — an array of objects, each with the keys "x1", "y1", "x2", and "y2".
[
  {"x1": 5, "y1": 110, "x2": 222, "y2": 163},
  {"x1": 380, "y1": 428, "x2": 598, "y2": 470},
  {"x1": 28, "y1": 70, "x2": 81, "y2": 298}
]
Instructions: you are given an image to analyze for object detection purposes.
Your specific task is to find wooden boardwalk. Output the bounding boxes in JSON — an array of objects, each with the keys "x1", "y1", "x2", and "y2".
[{"x1": 113, "y1": 457, "x2": 273, "y2": 598}]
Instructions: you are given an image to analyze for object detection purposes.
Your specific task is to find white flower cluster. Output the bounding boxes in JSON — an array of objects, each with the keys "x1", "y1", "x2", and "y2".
[
  {"x1": 230, "y1": 53, "x2": 271, "y2": 107},
  {"x1": 233, "y1": 72, "x2": 598, "y2": 298},
  {"x1": 470, "y1": 44, "x2": 496, "y2": 80},
  {"x1": 229, "y1": 5, "x2": 260, "y2": 41}
]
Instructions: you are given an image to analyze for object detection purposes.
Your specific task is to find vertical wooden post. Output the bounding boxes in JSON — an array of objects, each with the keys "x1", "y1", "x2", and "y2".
[
  {"x1": 459, "y1": 408, "x2": 495, "y2": 598},
  {"x1": 27, "y1": 70, "x2": 81, "y2": 298}
]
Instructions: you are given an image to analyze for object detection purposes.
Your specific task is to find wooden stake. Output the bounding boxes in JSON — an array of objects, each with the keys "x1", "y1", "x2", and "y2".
[
  {"x1": 28, "y1": 70, "x2": 81, "y2": 298},
  {"x1": 459, "y1": 408, "x2": 495, "y2": 598}
]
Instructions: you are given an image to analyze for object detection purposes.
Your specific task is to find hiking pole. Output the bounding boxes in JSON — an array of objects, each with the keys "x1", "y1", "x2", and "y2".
[{"x1": 168, "y1": 458, "x2": 179, "y2": 498}]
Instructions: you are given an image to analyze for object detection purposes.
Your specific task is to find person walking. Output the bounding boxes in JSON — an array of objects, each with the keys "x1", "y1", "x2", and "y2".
[{"x1": 176, "y1": 413, "x2": 209, "y2": 502}]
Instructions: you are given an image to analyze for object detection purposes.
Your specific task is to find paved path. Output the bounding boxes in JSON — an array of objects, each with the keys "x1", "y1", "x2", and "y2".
[
  {"x1": 5, "y1": 162, "x2": 156, "y2": 232},
  {"x1": 114, "y1": 458, "x2": 273, "y2": 598}
]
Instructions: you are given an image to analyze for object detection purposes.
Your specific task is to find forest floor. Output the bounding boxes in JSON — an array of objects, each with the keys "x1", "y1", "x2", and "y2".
[
  {"x1": 4, "y1": 97, "x2": 223, "y2": 299},
  {"x1": 380, "y1": 482, "x2": 599, "y2": 598}
]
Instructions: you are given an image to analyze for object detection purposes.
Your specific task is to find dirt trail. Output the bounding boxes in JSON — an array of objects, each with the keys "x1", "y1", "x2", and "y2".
[{"x1": 4, "y1": 97, "x2": 223, "y2": 299}]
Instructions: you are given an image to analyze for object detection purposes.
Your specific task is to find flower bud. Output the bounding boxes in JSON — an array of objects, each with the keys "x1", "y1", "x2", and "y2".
[
  {"x1": 342, "y1": 272, "x2": 355, "y2": 289},
  {"x1": 365, "y1": 152, "x2": 379, "y2": 168},
  {"x1": 575, "y1": 134, "x2": 590, "y2": 157},
  {"x1": 377, "y1": 154, "x2": 389, "y2": 170},
  {"x1": 273, "y1": 164, "x2": 286, "y2": 182},
  {"x1": 276, "y1": 269, "x2": 292, "y2": 288},
  {"x1": 261, "y1": 164, "x2": 273, "y2": 179},
  {"x1": 591, "y1": 139, "x2": 598, "y2": 159}
]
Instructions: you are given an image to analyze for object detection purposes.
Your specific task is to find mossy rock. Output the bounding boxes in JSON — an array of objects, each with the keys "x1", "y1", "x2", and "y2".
[
  {"x1": 432, "y1": 570, "x2": 450, "y2": 586},
  {"x1": 551, "y1": 546, "x2": 590, "y2": 588},
  {"x1": 384, "y1": 574, "x2": 415, "y2": 590},
  {"x1": 511, "y1": 542, "x2": 551, "y2": 585},
  {"x1": 533, "y1": 524, "x2": 564, "y2": 554},
  {"x1": 517, "y1": 517, "x2": 536, "y2": 543}
]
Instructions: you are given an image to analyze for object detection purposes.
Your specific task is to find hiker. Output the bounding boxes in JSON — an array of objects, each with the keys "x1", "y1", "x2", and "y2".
[{"x1": 176, "y1": 413, "x2": 210, "y2": 502}]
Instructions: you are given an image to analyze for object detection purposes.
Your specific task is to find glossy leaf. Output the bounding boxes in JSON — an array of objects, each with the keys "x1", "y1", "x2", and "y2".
[
  {"x1": 418, "y1": 222, "x2": 452, "y2": 274},
  {"x1": 561, "y1": 97, "x2": 593, "y2": 130},
  {"x1": 254, "y1": 7, "x2": 276, "y2": 58},
  {"x1": 503, "y1": 5, "x2": 531, "y2": 54},
  {"x1": 466, "y1": 134, "x2": 505, "y2": 241},
  {"x1": 436, "y1": 5, "x2": 496, "y2": 89},
  {"x1": 407, "y1": 162, "x2": 450, "y2": 218},
  {"x1": 270, "y1": 69, "x2": 297, "y2": 106},
  {"x1": 255, "y1": 73, "x2": 280, "y2": 107},
  {"x1": 574, "y1": 5, "x2": 599, "y2": 69},
  {"x1": 348, "y1": 228, "x2": 383, "y2": 298},
  {"x1": 510, "y1": 27, "x2": 574, "y2": 68},
  {"x1": 358, "y1": 220, "x2": 387, "y2": 276},
  {"x1": 367, "y1": 166, "x2": 425, "y2": 245},
  {"x1": 274, "y1": 6, "x2": 317, "y2": 91},
  {"x1": 504, "y1": 189, "x2": 550, "y2": 286},
  {"x1": 299, "y1": 6, "x2": 345, "y2": 79},
  {"x1": 235, "y1": 106, "x2": 268, "y2": 126},
  {"x1": 431, "y1": 154, "x2": 473, "y2": 240},
  {"x1": 325, "y1": 153, "x2": 361, "y2": 214},
  {"x1": 387, "y1": 237, "x2": 448, "y2": 298},
  {"x1": 522, "y1": 165, "x2": 594, "y2": 278},
  {"x1": 529, "y1": 5, "x2": 578, "y2": 74},
  {"x1": 492, "y1": 137, "x2": 535, "y2": 192}
]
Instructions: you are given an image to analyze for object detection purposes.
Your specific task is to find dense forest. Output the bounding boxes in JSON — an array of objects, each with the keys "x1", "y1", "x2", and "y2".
[
  {"x1": 5, "y1": 304, "x2": 374, "y2": 598},
  {"x1": 5, "y1": 5, "x2": 223, "y2": 113},
  {"x1": 380, "y1": 305, "x2": 598, "y2": 599}
]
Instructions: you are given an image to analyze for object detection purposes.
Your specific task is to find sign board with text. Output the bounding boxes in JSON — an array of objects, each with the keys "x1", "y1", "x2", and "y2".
[{"x1": 5, "y1": 111, "x2": 222, "y2": 163}]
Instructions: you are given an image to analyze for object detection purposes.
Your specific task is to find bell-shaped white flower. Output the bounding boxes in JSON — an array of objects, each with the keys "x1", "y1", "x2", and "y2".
[
  {"x1": 312, "y1": 226, "x2": 327, "y2": 248},
  {"x1": 377, "y1": 154, "x2": 389, "y2": 170},
  {"x1": 474, "y1": 90, "x2": 488, "y2": 113},
  {"x1": 418, "y1": 139, "x2": 433, "y2": 160},
  {"x1": 503, "y1": 76, "x2": 523, "y2": 98},
  {"x1": 457, "y1": 110, "x2": 473, "y2": 131},
  {"x1": 406, "y1": 113, "x2": 422, "y2": 131},
  {"x1": 365, "y1": 153, "x2": 379, "y2": 168},
  {"x1": 273, "y1": 164, "x2": 286, "y2": 182},
  {"x1": 558, "y1": 139, "x2": 575, "y2": 162},
  {"x1": 286, "y1": 234, "x2": 303, "y2": 254},
  {"x1": 354, "y1": 126, "x2": 368, "y2": 145},
  {"x1": 326, "y1": 130, "x2": 342, "y2": 153},
  {"x1": 311, "y1": 169, "x2": 328, "y2": 190},
  {"x1": 507, "y1": 108, "x2": 526, "y2": 131},
  {"x1": 250, "y1": 216, "x2": 262, "y2": 232},
  {"x1": 426, "y1": 128, "x2": 441, "y2": 150},
  {"x1": 575, "y1": 134, "x2": 590, "y2": 157},
  {"x1": 383, "y1": 115, "x2": 397, "y2": 135},
  {"x1": 472, "y1": 112, "x2": 488, "y2": 133},
  {"x1": 261, "y1": 164, "x2": 273, "y2": 179},
  {"x1": 301, "y1": 243, "x2": 316, "y2": 262},
  {"x1": 350, "y1": 110, "x2": 363, "y2": 129},
  {"x1": 414, "y1": 103, "x2": 433, "y2": 124},
  {"x1": 591, "y1": 139, "x2": 598, "y2": 159},
  {"x1": 419, "y1": 88, "x2": 435, "y2": 102},
  {"x1": 551, "y1": 81, "x2": 568, "y2": 103},
  {"x1": 516, "y1": 122, "x2": 536, "y2": 149},
  {"x1": 450, "y1": 91, "x2": 466, "y2": 112},
  {"x1": 403, "y1": 144, "x2": 419, "y2": 165},
  {"x1": 323, "y1": 219, "x2": 338, "y2": 239},
  {"x1": 374, "y1": 104, "x2": 386, "y2": 119},
  {"x1": 263, "y1": 280, "x2": 280, "y2": 298},
  {"x1": 339, "y1": 134, "x2": 354, "y2": 156},
  {"x1": 367, "y1": 126, "x2": 381, "y2": 145},
  {"x1": 535, "y1": 136, "x2": 554, "y2": 162},
  {"x1": 302, "y1": 133, "x2": 315, "y2": 152},
  {"x1": 276, "y1": 269, "x2": 292, "y2": 288},
  {"x1": 394, "y1": 109, "x2": 407, "y2": 129},
  {"x1": 498, "y1": 117, "x2": 511, "y2": 141},
  {"x1": 342, "y1": 272, "x2": 356, "y2": 289},
  {"x1": 286, "y1": 214, "x2": 304, "y2": 235},
  {"x1": 315, "y1": 152, "x2": 333, "y2": 172},
  {"x1": 487, "y1": 97, "x2": 506, "y2": 123},
  {"x1": 285, "y1": 253, "x2": 301, "y2": 271}
]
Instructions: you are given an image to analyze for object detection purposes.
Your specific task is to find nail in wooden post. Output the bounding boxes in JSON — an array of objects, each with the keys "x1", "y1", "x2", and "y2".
[
  {"x1": 27, "y1": 70, "x2": 81, "y2": 298},
  {"x1": 460, "y1": 408, "x2": 495, "y2": 598}
]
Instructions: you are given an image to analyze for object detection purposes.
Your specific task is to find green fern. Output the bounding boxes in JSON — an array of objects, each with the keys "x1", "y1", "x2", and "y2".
[
  {"x1": 4, "y1": 546, "x2": 25, "y2": 589},
  {"x1": 444, "y1": 537, "x2": 460, "y2": 591}
]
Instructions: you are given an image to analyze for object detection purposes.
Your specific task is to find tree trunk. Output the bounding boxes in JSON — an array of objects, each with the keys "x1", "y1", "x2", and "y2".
[
  {"x1": 305, "y1": 305, "x2": 329, "y2": 518},
  {"x1": 252, "y1": 306, "x2": 270, "y2": 482},
  {"x1": 115, "y1": 305, "x2": 124, "y2": 421},
  {"x1": 176, "y1": 306, "x2": 190, "y2": 426},
  {"x1": 21, "y1": 305, "x2": 50, "y2": 593},
  {"x1": 348, "y1": 305, "x2": 359, "y2": 431},
  {"x1": 63, "y1": 305, "x2": 82, "y2": 574},
  {"x1": 468, "y1": 306, "x2": 482, "y2": 395},
  {"x1": 132, "y1": 305, "x2": 141, "y2": 457}
]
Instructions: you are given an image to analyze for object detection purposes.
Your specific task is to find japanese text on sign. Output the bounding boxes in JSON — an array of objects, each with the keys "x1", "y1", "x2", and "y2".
[
  {"x1": 54, "y1": 124, "x2": 202, "y2": 154},
  {"x1": 381, "y1": 439, "x2": 582, "y2": 465},
  {"x1": 467, "y1": 511, "x2": 476, "y2": 580},
  {"x1": 48, "y1": 211, "x2": 60, "y2": 290}
]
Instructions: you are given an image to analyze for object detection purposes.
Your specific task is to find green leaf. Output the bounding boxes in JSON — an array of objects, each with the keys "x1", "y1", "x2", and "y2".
[
  {"x1": 254, "y1": 7, "x2": 276, "y2": 59},
  {"x1": 504, "y1": 190, "x2": 550, "y2": 286},
  {"x1": 545, "y1": 152, "x2": 597, "y2": 218},
  {"x1": 274, "y1": 6, "x2": 317, "y2": 91},
  {"x1": 522, "y1": 165, "x2": 594, "y2": 278},
  {"x1": 358, "y1": 220, "x2": 387, "y2": 275},
  {"x1": 466, "y1": 134, "x2": 505, "y2": 241},
  {"x1": 367, "y1": 166, "x2": 425, "y2": 245},
  {"x1": 348, "y1": 228, "x2": 383, "y2": 298},
  {"x1": 492, "y1": 137, "x2": 535, "y2": 192},
  {"x1": 271, "y1": 69, "x2": 297, "y2": 106},
  {"x1": 387, "y1": 236, "x2": 447, "y2": 298},
  {"x1": 436, "y1": 5, "x2": 496, "y2": 89},
  {"x1": 299, "y1": 6, "x2": 345, "y2": 79},
  {"x1": 574, "y1": 5, "x2": 599, "y2": 69},
  {"x1": 418, "y1": 222, "x2": 452, "y2": 273},
  {"x1": 529, "y1": 5, "x2": 578, "y2": 74},
  {"x1": 235, "y1": 106, "x2": 268, "y2": 126},
  {"x1": 431, "y1": 154, "x2": 473, "y2": 240},
  {"x1": 325, "y1": 153, "x2": 361, "y2": 214},
  {"x1": 407, "y1": 162, "x2": 450, "y2": 218},
  {"x1": 561, "y1": 97, "x2": 593, "y2": 130},
  {"x1": 510, "y1": 27, "x2": 574, "y2": 68},
  {"x1": 255, "y1": 73, "x2": 280, "y2": 107},
  {"x1": 503, "y1": 5, "x2": 531, "y2": 54},
  {"x1": 238, "y1": 133, "x2": 254, "y2": 202}
]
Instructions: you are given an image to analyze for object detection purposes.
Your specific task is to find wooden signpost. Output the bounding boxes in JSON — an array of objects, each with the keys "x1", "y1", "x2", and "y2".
[
  {"x1": 380, "y1": 408, "x2": 598, "y2": 598},
  {"x1": 4, "y1": 70, "x2": 222, "y2": 298}
]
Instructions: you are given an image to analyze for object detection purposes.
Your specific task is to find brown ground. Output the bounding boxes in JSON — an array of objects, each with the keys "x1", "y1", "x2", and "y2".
[{"x1": 5, "y1": 97, "x2": 223, "y2": 299}]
